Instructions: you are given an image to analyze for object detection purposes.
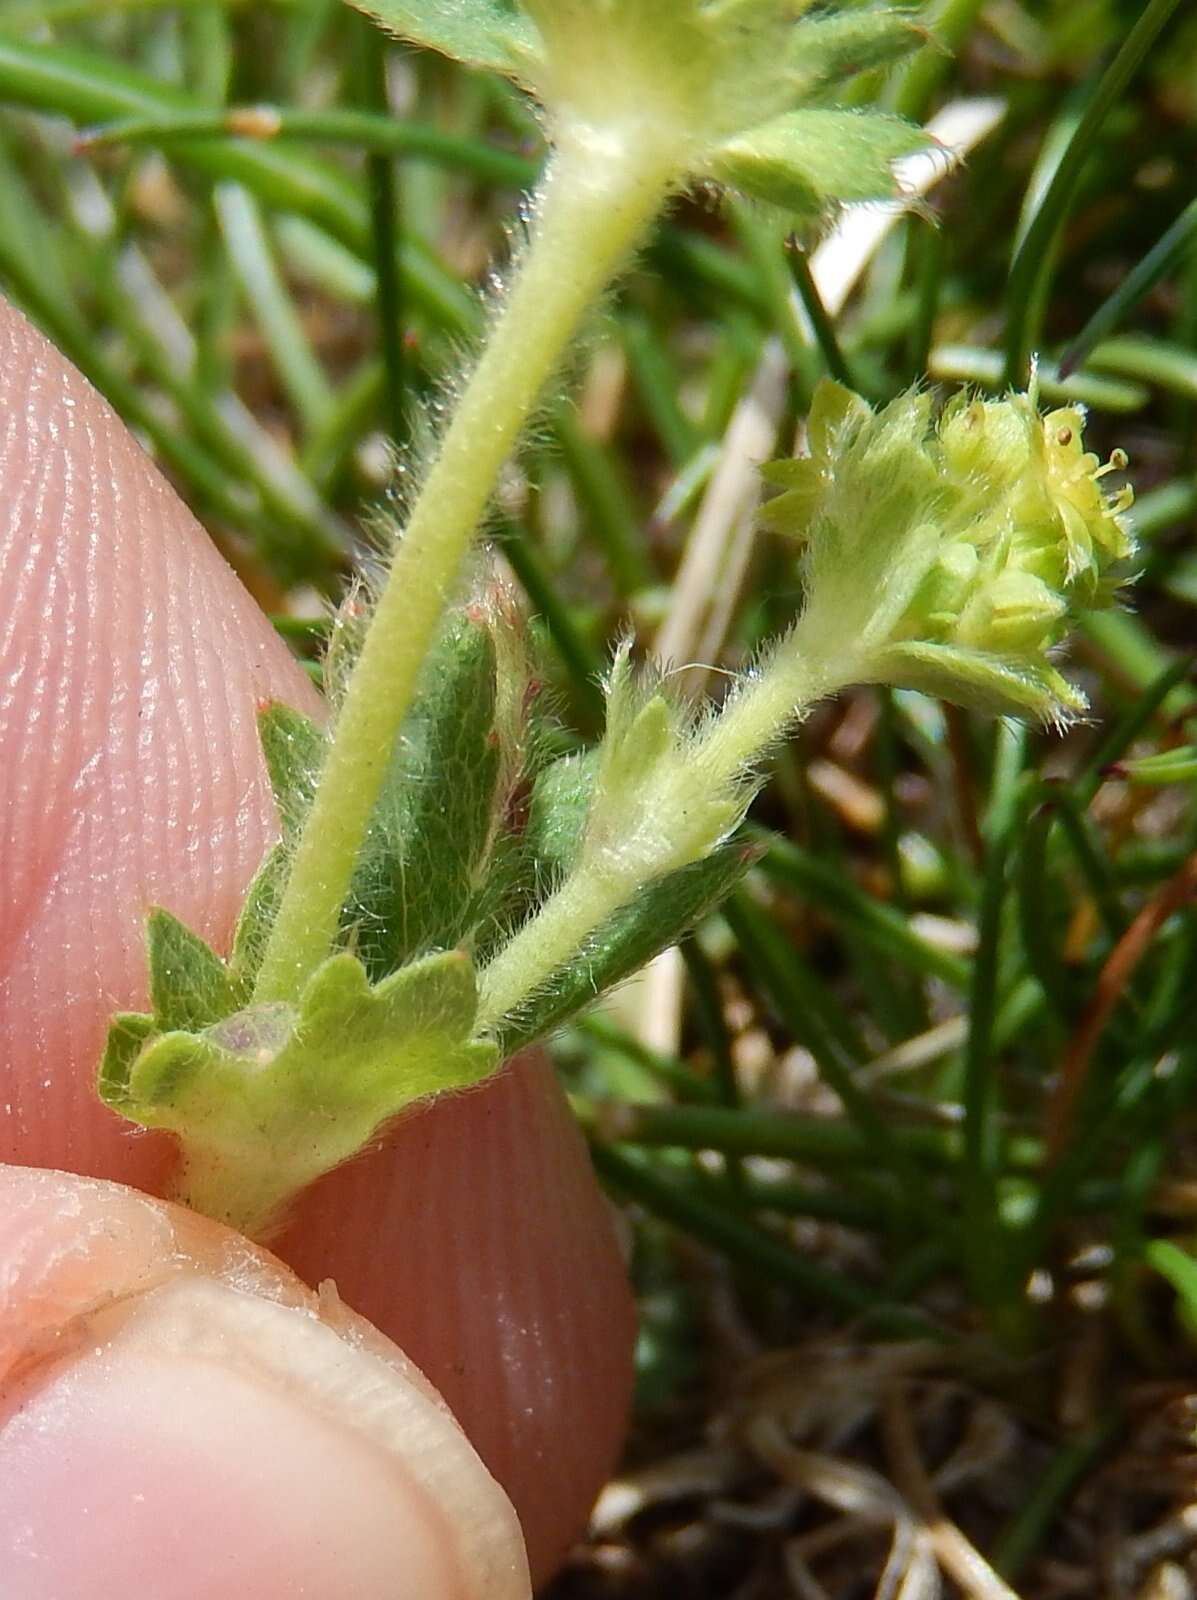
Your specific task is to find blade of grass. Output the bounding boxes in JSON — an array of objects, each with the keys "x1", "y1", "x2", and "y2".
[
  {"x1": 214, "y1": 182, "x2": 335, "y2": 436},
  {"x1": 491, "y1": 514, "x2": 606, "y2": 729},
  {"x1": 550, "y1": 405, "x2": 656, "y2": 595},
  {"x1": 578, "y1": 1096, "x2": 963, "y2": 1171},
  {"x1": 1018, "y1": 799, "x2": 1075, "y2": 1028},
  {"x1": 621, "y1": 310, "x2": 700, "y2": 467},
  {"x1": 1085, "y1": 335, "x2": 1197, "y2": 403},
  {"x1": 725, "y1": 892, "x2": 938, "y2": 1230},
  {"x1": 931, "y1": 343, "x2": 1148, "y2": 412},
  {"x1": 1050, "y1": 787, "x2": 1127, "y2": 946},
  {"x1": 891, "y1": 0, "x2": 983, "y2": 123},
  {"x1": 992, "y1": 1418, "x2": 1119, "y2": 1582},
  {"x1": 2, "y1": 0, "x2": 296, "y2": 19},
  {"x1": 590, "y1": 1143, "x2": 943, "y2": 1335},
  {"x1": 573, "y1": 1017, "x2": 720, "y2": 1105},
  {"x1": 754, "y1": 831, "x2": 971, "y2": 989},
  {"x1": 0, "y1": 236, "x2": 265, "y2": 536},
  {"x1": 0, "y1": 35, "x2": 474, "y2": 332},
  {"x1": 1004, "y1": 0, "x2": 1187, "y2": 386},
  {"x1": 680, "y1": 937, "x2": 746, "y2": 1196},
  {"x1": 1078, "y1": 611, "x2": 1196, "y2": 712},
  {"x1": 76, "y1": 103, "x2": 537, "y2": 188},
  {"x1": 785, "y1": 240, "x2": 854, "y2": 388},
  {"x1": 350, "y1": 18, "x2": 405, "y2": 447},
  {"x1": 1077, "y1": 653, "x2": 1195, "y2": 803},
  {"x1": 1060, "y1": 199, "x2": 1197, "y2": 376},
  {"x1": 961, "y1": 725, "x2": 1028, "y2": 1317},
  {"x1": 1046, "y1": 852, "x2": 1197, "y2": 1158},
  {"x1": 97, "y1": 241, "x2": 346, "y2": 572},
  {"x1": 905, "y1": 216, "x2": 945, "y2": 384}
]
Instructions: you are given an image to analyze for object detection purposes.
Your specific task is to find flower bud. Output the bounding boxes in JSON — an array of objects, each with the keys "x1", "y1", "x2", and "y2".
[{"x1": 763, "y1": 380, "x2": 1135, "y2": 721}]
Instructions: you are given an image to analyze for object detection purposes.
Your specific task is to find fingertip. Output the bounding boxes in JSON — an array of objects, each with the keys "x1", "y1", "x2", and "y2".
[
  {"x1": 0, "y1": 297, "x2": 319, "y2": 1185},
  {"x1": 0, "y1": 1166, "x2": 530, "y2": 1600}
]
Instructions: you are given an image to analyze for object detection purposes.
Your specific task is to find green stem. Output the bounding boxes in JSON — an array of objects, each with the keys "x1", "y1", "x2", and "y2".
[
  {"x1": 252, "y1": 133, "x2": 678, "y2": 1004},
  {"x1": 476, "y1": 864, "x2": 633, "y2": 1030},
  {"x1": 695, "y1": 640, "x2": 851, "y2": 784},
  {"x1": 477, "y1": 638, "x2": 852, "y2": 1029}
]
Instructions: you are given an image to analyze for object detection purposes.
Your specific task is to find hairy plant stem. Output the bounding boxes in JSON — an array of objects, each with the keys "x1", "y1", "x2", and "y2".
[
  {"x1": 177, "y1": 1152, "x2": 293, "y2": 1242},
  {"x1": 252, "y1": 132, "x2": 681, "y2": 1005},
  {"x1": 476, "y1": 636, "x2": 859, "y2": 1030}
]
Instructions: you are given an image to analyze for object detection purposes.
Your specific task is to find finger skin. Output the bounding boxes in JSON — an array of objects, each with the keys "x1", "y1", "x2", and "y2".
[
  {"x1": 0, "y1": 1165, "x2": 530, "y2": 1599},
  {"x1": 0, "y1": 297, "x2": 322, "y2": 1190},
  {"x1": 280, "y1": 1050, "x2": 637, "y2": 1586},
  {"x1": 0, "y1": 297, "x2": 635, "y2": 1582}
]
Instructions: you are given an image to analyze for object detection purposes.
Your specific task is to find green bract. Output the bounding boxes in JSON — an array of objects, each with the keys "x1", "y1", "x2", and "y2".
[
  {"x1": 101, "y1": 939, "x2": 497, "y2": 1240},
  {"x1": 761, "y1": 379, "x2": 1136, "y2": 721},
  {"x1": 357, "y1": 0, "x2": 931, "y2": 221}
]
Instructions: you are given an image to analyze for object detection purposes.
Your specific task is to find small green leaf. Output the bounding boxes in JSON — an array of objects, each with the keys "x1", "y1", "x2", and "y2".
[
  {"x1": 1145, "y1": 1239, "x2": 1197, "y2": 1341},
  {"x1": 525, "y1": 749, "x2": 598, "y2": 879},
  {"x1": 352, "y1": 0, "x2": 542, "y2": 80},
  {"x1": 871, "y1": 640, "x2": 1086, "y2": 722},
  {"x1": 99, "y1": 949, "x2": 498, "y2": 1238},
  {"x1": 352, "y1": 611, "x2": 505, "y2": 974},
  {"x1": 97, "y1": 1012, "x2": 157, "y2": 1105},
  {"x1": 498, "y1": 842, "x2": 756, "y2": 1053},
  {"x1": 147, "y1": 908, "x2": 240, "y2": 1031},
  {"x1": 257, "y1": 703, "x2": 326, "y2": 839},
  {"x1": 229, "y1": 844, "x2": 289, "y2": 989},
  {"x1": 1120, "y1": 746, "x2": 1197, "y2": 785},
  {"x1": 709, "y1": 108, "x2": 930, "y2": 214},
  {"x1": 791, "y1": 10, "x2": 929, "y2": 100}
]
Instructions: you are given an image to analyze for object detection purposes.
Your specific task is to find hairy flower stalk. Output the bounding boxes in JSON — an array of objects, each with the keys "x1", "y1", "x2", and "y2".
[
  {"x1": 251, "y1": 137, "x2": 680, "y2": 1006},
  {"x1": 253, "y1": 0, "x2": 933, "y2": 1007},
  {"x1": 478, "y1": 381, "x2": 1134, "y2": 1033}
]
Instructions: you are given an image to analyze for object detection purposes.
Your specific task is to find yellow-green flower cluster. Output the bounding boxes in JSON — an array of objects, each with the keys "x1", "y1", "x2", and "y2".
[{"x1": 762, "y1": 380, "x2": 1135, "y2": 721}]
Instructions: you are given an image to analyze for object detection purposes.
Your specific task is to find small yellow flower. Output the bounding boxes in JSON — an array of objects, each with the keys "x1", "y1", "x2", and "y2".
[{"x1": 762, "y1": 380, "x2": 1136, "y2": 721}]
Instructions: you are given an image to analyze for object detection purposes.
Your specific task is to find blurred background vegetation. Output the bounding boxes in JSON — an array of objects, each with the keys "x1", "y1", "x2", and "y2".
[{"x1": 2, "y1": 1, "x2": 1196, "y2": 1594}]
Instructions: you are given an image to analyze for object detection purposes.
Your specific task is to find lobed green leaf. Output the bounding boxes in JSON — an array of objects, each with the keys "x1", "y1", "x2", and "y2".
[
  {"x1": 99, "y1": 949, "x2": 498, "y2": 1236},
  {"x1": 350, "y1": 611, "x2": 506, "y2": 975},
  {"x1": 791, "y1": 9, "x2": 929, "y2": 100},
  {"x1": 351, "y1": 0, "x2": 542, "y2": 80},
  {"x1": 146, "y1": 908, "x2": 243, "y2": 1031},
  {"x1": 257, "y1": 702, "x2": 326, "y2": 839},
  {"x1": 709, "y1": 108, "x2": 930, "y2": 215}
]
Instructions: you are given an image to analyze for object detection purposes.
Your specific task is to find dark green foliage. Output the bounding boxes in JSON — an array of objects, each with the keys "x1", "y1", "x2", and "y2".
[
  {"x1": 146, "y1": 907, "x2": 244, "y2": 1030},
  {"x1": 347, "y1": 609, "x2": 507, "y2": 974},
  {"x1": 497, "y1": 843, "x2": 755, "y2": 1054},
  {"x1": 523, "y1": 748, "x2": 599, "y2": 881},
  {"x1": 258, "y1": 703, "x2": 327, "y2": 839},
  {"x1": 711, "y1": 108, "x2": 928, "y2": 217}
]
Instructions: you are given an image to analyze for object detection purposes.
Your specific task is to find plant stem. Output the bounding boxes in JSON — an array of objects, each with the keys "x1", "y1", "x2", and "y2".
[
  {"x1": 696, "y1": 639, "x2": 852, "y2": 784},
  {"x1": 253, "y1": 133, "x2": 679, "y2": 1004},
  {"x1": 477, "y1": 637, "x2": 852, "y2": 1029}
]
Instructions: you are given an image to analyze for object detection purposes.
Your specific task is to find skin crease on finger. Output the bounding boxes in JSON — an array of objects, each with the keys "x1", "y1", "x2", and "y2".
[
  {"x1": 0, "y1": 296, "x2": 636, "y2": 1586},
  {"x1": 0, "y1": 1164, "x2": 531, "y2": 1598}
]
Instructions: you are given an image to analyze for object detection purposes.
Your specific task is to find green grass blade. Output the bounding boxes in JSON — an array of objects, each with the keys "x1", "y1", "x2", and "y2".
[
  {"x1": 1060, "y1": 199, "x2": 1197, "y2": 376},
  {"x1": 1004, "y1": 0, "x2": 1188, "y2": 386}
]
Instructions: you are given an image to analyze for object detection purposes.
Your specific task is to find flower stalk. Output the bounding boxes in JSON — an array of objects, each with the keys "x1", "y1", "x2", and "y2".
[{"x1": 251, "y1": 135, "x2": 680, "y2": 1005}]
